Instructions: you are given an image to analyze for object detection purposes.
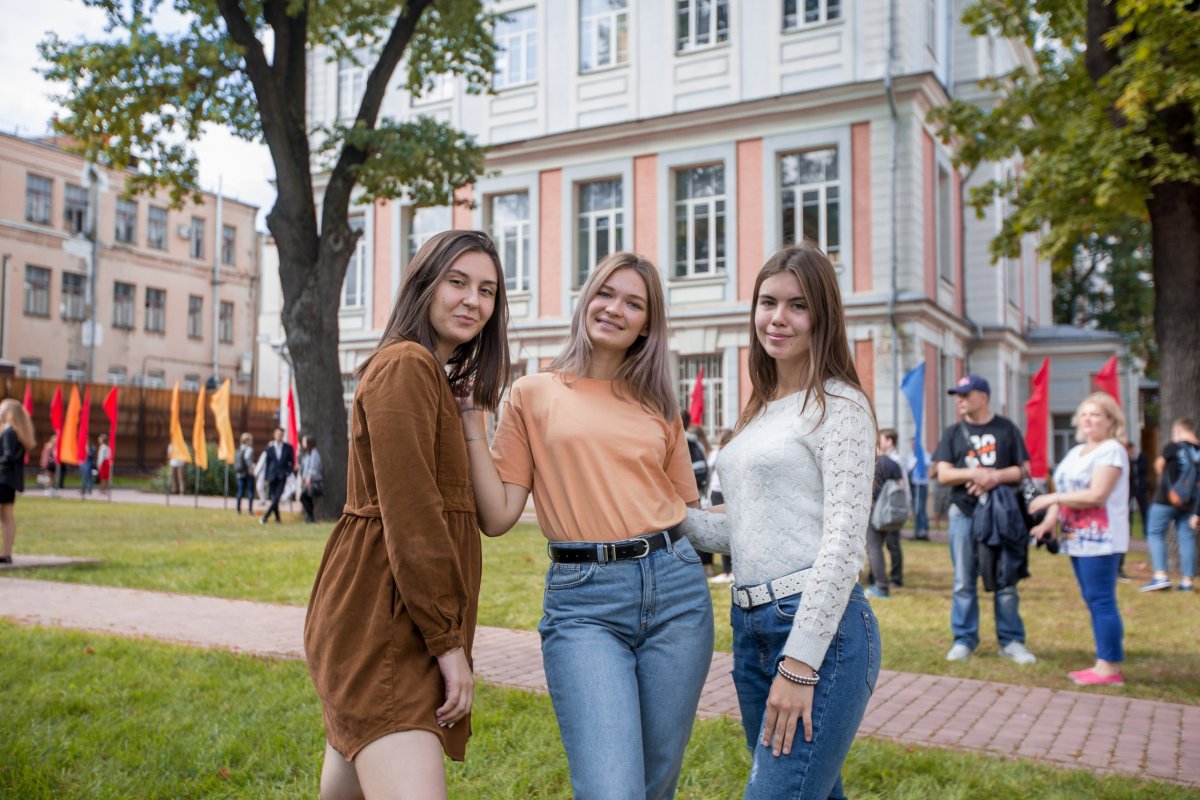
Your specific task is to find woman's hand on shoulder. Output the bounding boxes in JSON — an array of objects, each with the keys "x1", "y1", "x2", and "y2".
[{"x1": 435, "y1": 647, "x2": 474, "y2": 727}]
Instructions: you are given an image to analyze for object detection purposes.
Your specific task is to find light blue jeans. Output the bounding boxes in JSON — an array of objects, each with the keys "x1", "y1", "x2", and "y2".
[
  {"x1": 732, "y1": 585, "x2": 881, "y2": 799},
  {"x1": 1145, "y1": 502, "x2": 1197, "y2": 578},
  {"x1": 538, "y1": 533, "x2": 714, "y2": 800},
  {"x1": 948, "y1": 504, "x2": 1026, "y2": 650}
]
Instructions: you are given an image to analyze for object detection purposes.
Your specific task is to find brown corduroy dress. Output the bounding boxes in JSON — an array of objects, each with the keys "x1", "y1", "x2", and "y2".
[{"x1": 304, "y1": 341, "x2": 481, "y2": 761}]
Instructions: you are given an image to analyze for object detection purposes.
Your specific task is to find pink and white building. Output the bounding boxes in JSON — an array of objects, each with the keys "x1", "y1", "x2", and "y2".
[{"x1": 288, "y1": 0, "x2": 1138, "y2": 457}]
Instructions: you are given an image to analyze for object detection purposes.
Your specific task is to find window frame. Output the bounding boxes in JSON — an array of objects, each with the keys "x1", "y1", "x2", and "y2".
[
  {"x1": 145, "y1": 287, "x2": 166, "y2": 333},
  {"x1": 936, "y1": 163, "x2": 954, "y2": 283},
  {"x1": 65, "y1": 361, "x2": 87, "y2": 385},
  {"x1": 580, "y1": 0, "x2": 630, "y2": 73},
  {"x1": 61, "y1": 272, "x2": 87, "y2": 321},
  {"x1": 24, "y1": 265, "x2": 51, "y2": 318},
  {"x1": 337, "y1": 51, "x2": 369, "y2": 121},
  {"x1": 488, "y1": 191, "x2": 532, "y2": 293},
  {"x1": 782, "y1": 0, "x2": 842, "y2": 31},
  {"x1": 115, "y1": 198, "x2": 138, "y2": 244},
  {"x1": 64, "y1": 183, "x2": 89, "y2": 235},
  {"x1": 672, "y1": 163, "x2": 728, "y2": 280},
  {"x1": 113, "y1": 281, "x2": 136, "y2": 329},
  {"x1": 18, "y1": 358, "x2": 42, "y2": 379},
  {"x1": 342, "y1": 215, "x2": 368, "y2": 310},
  {"x1": 187, "y1": 294, "x2": 204, "y2": 339},
  {"x1": 25, "y1": 174, "x2": 52, "y2": 225},
  {"x1": 222, "y1": 224, "x2": 236, "y2": 266},
  {"x1": 575, "y1": 177, "x2": 626, "y2": 289},
  {"x1": 190, "y1": 217, "x2": 206, "y2": 260},
  {"x1": 676, "y1": 0, "x2": 730, "y2": 54},
  {"x1": 219, "y1": 300, "x2": 235, "y2": 343},
  {"x1": 147, "y1": 206, "x2": 168, "y2": 250},
  {"x1": 779, "y1": 147, "x2": 842, "y2": 263},
  {"x1": 404, "y1": 206, "x2": 453, "y2": 265},
  {"x1": 144, "y1": 369, "x2": 166, "y2": 389},
  {"x1": 676, "y1": 353, "x2": 726, "y2": 434},
  {"x1": 107, "y1": 366, "x2": 128, "y2": 386},
  {"x1": 493, "y1": 6, "x2": 539, "y2": 90}
]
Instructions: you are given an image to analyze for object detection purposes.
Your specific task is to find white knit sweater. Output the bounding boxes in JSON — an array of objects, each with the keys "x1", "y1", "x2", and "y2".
[{"x1": 682, "y1": 381, "x2": 875, "y2": 668}]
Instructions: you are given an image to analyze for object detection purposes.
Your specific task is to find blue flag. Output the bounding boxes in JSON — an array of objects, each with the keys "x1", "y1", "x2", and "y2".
[{"x1": 901, "y1": 362, "x2": 927, "y2": 480}]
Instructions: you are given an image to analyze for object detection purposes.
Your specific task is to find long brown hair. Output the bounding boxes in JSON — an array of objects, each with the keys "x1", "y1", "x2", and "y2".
[
  {"x1": 737, "y1": 243, "x2": 875, "y2": 432},
  {"x1": 548, "y1": 251, "x2": 678, "y2": 421},
  {"x1": 357, "y1": 229, "x2": 511, "y2": 411},
  {"x1": 0, "y1": 398, "x2": 36, "y2": 451}
]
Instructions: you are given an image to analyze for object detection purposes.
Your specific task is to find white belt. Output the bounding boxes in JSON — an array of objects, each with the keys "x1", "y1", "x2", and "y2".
[{"x1": 732, "y1": 568, "x2": 811, "y2": 610}]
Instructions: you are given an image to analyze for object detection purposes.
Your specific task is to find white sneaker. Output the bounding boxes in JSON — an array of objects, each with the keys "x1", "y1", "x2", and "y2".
[
  {"x1": 945, "y1": 643, "x2": 972, "y2": 662},
  {"x1": 999, "y1": 641, "x2": 1037, "y2": 665}
]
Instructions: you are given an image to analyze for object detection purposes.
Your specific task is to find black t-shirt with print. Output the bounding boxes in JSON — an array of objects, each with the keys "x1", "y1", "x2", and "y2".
[
  {"x1": 1152, "y1": 441, "x2": 1200, "y2": 506},
  {"x1": 932, "y1": 415, "x2": 1030, "y2": 517}
]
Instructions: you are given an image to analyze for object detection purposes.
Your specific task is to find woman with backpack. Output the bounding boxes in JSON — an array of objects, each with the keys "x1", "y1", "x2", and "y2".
[
  {"x1": 1137, "y1": 417, "x2": 1199, "y2": 593},
  {"x1": 235, "y1": 433, "x2": 255, "y2": 515}
]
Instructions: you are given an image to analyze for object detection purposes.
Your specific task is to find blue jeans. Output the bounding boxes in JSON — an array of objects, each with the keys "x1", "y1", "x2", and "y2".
[
  {"x1": 236, "y1": 475, "x2": 255, "y2": 512},
  {"x1": 910, "y1": 481, "x2": 929, "y2": 535},
  {"x1": 539, "y1": 533, "x2": 714, "y2": 800},
  {"x1": 948, "y1": 505, "x2": 1026, "y2": 650},
  {"x1": 732, "y1": 586, "x2": 880, "y2": 800},
  {"x1": 1145, "y1": 502, "x2": 1196, "y2": 578},
  {"x1": 1071, "y1": 554, "x2": 1124, "y2": 662}
]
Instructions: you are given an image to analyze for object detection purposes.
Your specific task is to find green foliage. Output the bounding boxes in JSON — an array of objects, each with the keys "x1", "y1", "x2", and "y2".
[{"x1": 149, "y1": 444, "x2": 236, "y2": 496}]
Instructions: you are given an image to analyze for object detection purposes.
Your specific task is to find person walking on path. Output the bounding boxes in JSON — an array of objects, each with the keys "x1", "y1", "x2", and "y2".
[
  {"x1": 463, "y1": 251, "x2": 713, "y2": 800},
  {"x1": 1029, "y1": 393, "x2": 1130, "y2": 687},
  {"x1": 298, "y1": 435, "x2": 324, "y2": 524},
  {"x1": 908, "y1": 438, "x2": 931, "y2": 540},
  {"x1": 1, "y1": 399, "x2": 36, "y2": 564},
  {"x1": 681, "y1": 244, "x2": 881, "y2": 799},
  {"x1": 79, "y1": 438, "x2": 96, "y2": 497},
  {"x1": 304, "y1": 230, "x2": 510, "y2": 800},
  {"x1": 866, "y1": 435, "x2": 906, "y2": 599},
  {"x1": 933, "y1": 374, "x2": 1037, "y2": 665},
  {"x1": 259, "y1": 427, "x2": 295, "y2": 525},
  {"x1": 234, "y1": 433, "x2": 256, "y2": 515},
  {"x1": 1140, "y1": 417, "x2": 1199, "y2": 593},
  {"x1": 869, "y1": 428, "x2": 908, "y2": 589}
]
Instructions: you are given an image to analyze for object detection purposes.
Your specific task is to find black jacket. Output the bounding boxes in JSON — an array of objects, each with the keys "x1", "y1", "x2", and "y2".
[
  {"x1": 971, "y1": 484, "x2": 1029, "y2": 591},
  {"x1": 264, "y1": 441, "x2": 295, "y2": 483},
  {"x1": 0, "y1": 428, "x2": 26, "y2": 492}
]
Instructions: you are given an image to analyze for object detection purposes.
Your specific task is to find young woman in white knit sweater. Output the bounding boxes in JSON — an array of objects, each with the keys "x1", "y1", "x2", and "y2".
[{"x1": 684, "y1": 243, "x2": 881, "y2": 799}]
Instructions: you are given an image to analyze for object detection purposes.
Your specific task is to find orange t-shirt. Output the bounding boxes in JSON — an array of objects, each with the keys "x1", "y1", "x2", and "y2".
[{"x1": 491, "y1": 372, "x2": 699, "y2": 542}]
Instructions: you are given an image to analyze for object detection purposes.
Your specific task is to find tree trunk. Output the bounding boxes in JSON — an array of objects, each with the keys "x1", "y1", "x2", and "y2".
[{"x1": 1147, "y1": 180, "x2": 1200, "y2": 427}]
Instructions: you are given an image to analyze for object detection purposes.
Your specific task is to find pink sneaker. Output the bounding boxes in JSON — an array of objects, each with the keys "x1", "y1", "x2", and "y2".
[{"x1": 1068, "y1": 668, "x2": 1125, "y2": 687}]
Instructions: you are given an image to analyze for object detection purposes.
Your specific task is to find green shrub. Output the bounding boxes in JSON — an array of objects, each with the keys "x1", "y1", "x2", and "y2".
[{"x1": 150, "y1": 445, "x2": 238, "y2": 496}]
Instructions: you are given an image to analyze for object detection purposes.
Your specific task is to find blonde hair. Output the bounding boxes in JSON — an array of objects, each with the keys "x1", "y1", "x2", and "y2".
[
  {"x1": 1074, "y1": 392, "x2": 1126, "y2": 443},
  {"x1": 0, "y1": 399, "x2": 36, "y2": 451},
  {"x1": 240, "y1": 432, "x2": 253, "y2": 446},
  {"x1": 548, "y1": 252, "x2": 678, "y2": 421}
]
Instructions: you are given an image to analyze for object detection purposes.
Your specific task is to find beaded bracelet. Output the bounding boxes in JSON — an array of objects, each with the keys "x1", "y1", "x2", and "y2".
[{"x1": 777, "y1": 661, "x2": 820, "y2": 686}]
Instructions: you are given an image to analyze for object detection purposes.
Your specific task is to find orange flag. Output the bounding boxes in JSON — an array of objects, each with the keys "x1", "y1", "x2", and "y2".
[
  {"x1": 168, "y1": 382, "x2": 192, "y2": 465},
  {"x1": 59, "y1": 386, "x2": 82, "y2": 466},
  {"x1": 209, "y1": 378, "x2": 236, "y2": 465},
  {"x1": 192, "y1": 383, "x2": 209, "y2": 471}
]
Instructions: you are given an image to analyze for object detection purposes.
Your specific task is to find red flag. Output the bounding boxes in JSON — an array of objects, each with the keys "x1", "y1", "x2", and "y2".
[
  {"x1": 688, "y1": 366, "x2": 705, "y2": 428},
  {"x1": 102, "y1": 387, "x2": 119, "y2": 478},
  {"x1": 50, "y1": 386, "x2": 65, "y2": 462},
  {"x1": 1093, "y1": 355, "x2": 1120, "y2": 406},
  {"x1": 77, "y1": 388, "x2": 92, "y2": 463},
  {"x1": 287, "y1": 385, "x2": 300, "y2": 469},
  {"x1": 22, "y1": 385, "x2": 33, "y2": 464},
  {"x1": 1024, "y1": 358, "x2": 1050, "y2": 479}
]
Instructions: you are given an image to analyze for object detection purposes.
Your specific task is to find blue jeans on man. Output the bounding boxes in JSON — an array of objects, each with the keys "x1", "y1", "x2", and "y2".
[
  {"x1": 910, "y1": 480, "x2": 929, "y2": 538},
  {"x1": 1145, "y1": 502, "x2": 1197, "y2": 579},
  {"x1": 948, "y1": 504, "x2": 1026, "y2": 651}
]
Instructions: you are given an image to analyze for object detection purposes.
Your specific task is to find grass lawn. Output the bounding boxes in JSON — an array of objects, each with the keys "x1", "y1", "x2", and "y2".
[
  {"x1": 9, "y1": 497, "x2": 1200, "y2": 704},
  {"x1": 2, "y1": 622, "x2": 1194, "y2": 799}
]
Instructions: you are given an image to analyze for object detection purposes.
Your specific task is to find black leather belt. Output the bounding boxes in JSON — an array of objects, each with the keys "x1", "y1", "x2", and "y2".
[{"x1": 547, "y1": 526, "x2": 685, "y2": 564}]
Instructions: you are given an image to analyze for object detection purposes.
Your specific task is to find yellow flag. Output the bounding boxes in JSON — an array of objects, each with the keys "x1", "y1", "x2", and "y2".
[
  {"x1": 59, "y1": 386, "x2": 82, "y2": 466},
  {"x1": 192, "y1": 383, "x2": 209, "y2": 470},
  {"x1": 168, "y1": 381, "x2": 192, "y2": 465},
  {"x1": 209, "y1": 378, "x2": 236, "y2": 465}
]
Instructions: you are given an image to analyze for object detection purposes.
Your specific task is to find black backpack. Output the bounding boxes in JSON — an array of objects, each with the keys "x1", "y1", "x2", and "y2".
[
  {"x1": 687, "y1": 436, "x2": 710, "y2": 492},
  {"x1": 1167, "y1": 444, "x2": 1200, "y2": 509}
]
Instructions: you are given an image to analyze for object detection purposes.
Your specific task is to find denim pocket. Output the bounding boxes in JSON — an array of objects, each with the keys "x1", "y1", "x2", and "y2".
[
  {"x1": 771, "y1": 593, "x2": 801, "y2": 623},
  {"x1": 669, "y1": 537, "x2": 702, "y2": 564},
  {"x1": 545, "y1": 561, "x2": 598, "y2": 590}
]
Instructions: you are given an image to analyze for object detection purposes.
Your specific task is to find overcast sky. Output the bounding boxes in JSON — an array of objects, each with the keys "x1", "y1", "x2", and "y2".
[{"x1": 0, "y1": 0, "x2": 277, "y2": 227}]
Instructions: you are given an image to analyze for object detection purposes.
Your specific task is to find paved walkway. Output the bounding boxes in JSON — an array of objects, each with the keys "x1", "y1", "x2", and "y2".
[{"x1": 0, "y1": 578, "x2": 1195, "y2": 788}]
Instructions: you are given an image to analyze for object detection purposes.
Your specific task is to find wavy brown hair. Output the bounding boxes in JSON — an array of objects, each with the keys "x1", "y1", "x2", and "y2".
[
  {"x1": 357, "y1": 229, "x2": 511, "y2": 411},
  {"x1": 548, "y1": 251, "x2": 679, "y2": 421},
  {"x1": 0, "y1": 398, "x2": 36, "y2": 451},
  {"x1": 736, "y1": 243, "x2": 875, "y2": 433}
]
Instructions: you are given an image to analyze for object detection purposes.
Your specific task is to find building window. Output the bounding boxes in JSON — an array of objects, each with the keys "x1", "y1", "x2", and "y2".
[
  {"x1": 148, "y1": 206, "x2": 167, "y2": 250},
  {"x1": 674, "y1": 164, "x2": 726, "y2": 279},
  {"x1": 145, "y1": 288, "x2": 166, "y2": 333},
  {"x1": 219, "y1": 301, "x2": 234, "y2": 343},
  {"x1": 780, "y1": 148, "x2": 840, "y2": 262},
  {"x1": 107, "y1": 366, "x2": 128, "y2": 386},
  {"x1": 222, "y1": 225, "x2": 236, "y2": 266},
  {"x1": 25, "y1": 174, "x2": 52, "y2": 225},
  {"x1": 576, "y1": 179, "x2": 624, "y2": 288},
  {"x1": 342, "y1": 372, "x2": 361, "y2": 401},
  {"x1": 343, "y1": 215, "x2": 367, "y2": 309},
  {"x1": 783, "y1": 0, "x2": 840, "y2": 29},
  {"x1": 62, "y1": 273, "x2": 87, "y2": 321},
  {"x1": 188, "y1": 295, "x2": 204, "y2": 338},
  {"x1": 676, "y1": 354, "x2": 725, "y2": 433},
  {"x1": 580, "y1": 0, "x2": 629, "y2": 72},
  {"x1": 1052, "y1": 413, "x2": 1075, "y2": 467},
  {"x1": 183, "y1": 374, "x2": 201, "y2": 392},
  {"x1": 406, "y1": 206, "x2": 452, "y2": 261},
  {"x1": 411, "y1": 72, "x2": 455, "y2": 105},
  {"x1": 489, "y1": 192, "x2": 531, "y2": 292},
  {"x1": 337, "y1": 53, "x2": 368, "y2": 120},
  {"x1": 17, "y1": 356, "x2": 44, "y2": 379},
  {"x1": 144, "y1": 369, "x2": 166, "y2": 389},
  {"x1": 64, "y1": 183, "x2": 89, "y2": 235},
  {"x1": 65, "y1": 361, "x2": 87, "y2": 384},
  {"x1": 113, "y1": 282, "x2": 136, "y2": 329},
  {"x1": 677, "y1": 0, "x2": 729, "y2": 52},
  {"x1": 24, "y1": 266, "x2": 51, "y2": 317},
  {"x1": 190, "y1": 218, "x2": 205, "y2": 259},
  {"x1": 115, "y1": 198, "x2": 137, "y2": 243},
  {"x1": 937, "y1": 164, "x2": 953, "y2": 282},
  {"x1": 494, "y1": 7, "x2": 538, "y2": 89}
]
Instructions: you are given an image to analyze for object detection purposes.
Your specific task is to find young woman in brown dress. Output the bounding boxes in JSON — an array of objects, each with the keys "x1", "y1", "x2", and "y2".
[{"x1": 304, "y1": 230, "x2": 510, "y2": 800}]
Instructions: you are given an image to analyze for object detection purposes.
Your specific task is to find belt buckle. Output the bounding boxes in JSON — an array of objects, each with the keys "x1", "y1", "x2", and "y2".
[
  {"x1": 629, "y1": 537, "x2": 652, "y2": 559},
  {"x1": 733, "y1": 586, "x2": 748, "y2": 608}
]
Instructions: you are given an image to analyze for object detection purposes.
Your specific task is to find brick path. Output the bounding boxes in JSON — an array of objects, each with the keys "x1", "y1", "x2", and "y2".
[{"x1": 0, "y1": 578, "x2": 1195, "y2": 788}]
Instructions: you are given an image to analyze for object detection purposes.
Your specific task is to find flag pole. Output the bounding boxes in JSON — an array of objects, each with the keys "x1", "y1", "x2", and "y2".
[
  {"x1": 223, "y1": 463, "x2": 229, "y2": 510},
  {"x1": 194, "y1": 464, "x2": 200, "y2": 509}
]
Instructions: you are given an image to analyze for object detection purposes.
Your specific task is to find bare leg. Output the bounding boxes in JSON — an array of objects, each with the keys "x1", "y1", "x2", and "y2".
[
  {"x1": 319, "y1": 742, "x2": 364, "y2": 800},
  {"x1": 1, "y1": 503, "x2": 15, "y2": 557},
  {"x1": 354, "y1": 730, "x2": 448, "y2": 800}
]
